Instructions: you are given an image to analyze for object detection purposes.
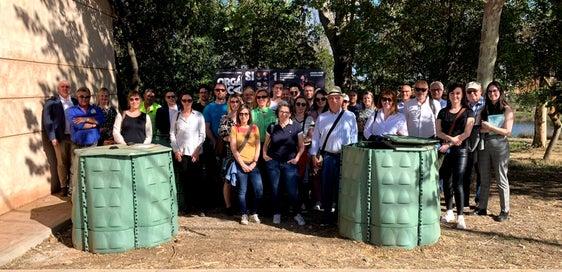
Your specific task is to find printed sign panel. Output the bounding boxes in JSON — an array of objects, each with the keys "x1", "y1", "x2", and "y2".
[{"x1": 216, "y1": 69, "x2": 325, "y2": 94}]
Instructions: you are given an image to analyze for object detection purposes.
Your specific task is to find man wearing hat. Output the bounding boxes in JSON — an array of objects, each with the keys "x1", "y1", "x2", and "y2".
[
  {"x1": 309, "y1": 86, "x2": 358, "y2": 226},
  {"x1": 465, "y1": 81, "x2": 485, "y2": 210}
]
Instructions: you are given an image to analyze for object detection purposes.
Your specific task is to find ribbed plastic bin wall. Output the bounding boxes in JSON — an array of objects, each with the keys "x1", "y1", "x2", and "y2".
[
  {"x1": 338, "y1": 137, "x2": 440, "y2": 249},
  {"x1": 72, "y1": 144, "x2": 178, "y2": 253},
  {"x1": 338, "y1": 146, "x2": 371, "y2": 242}
]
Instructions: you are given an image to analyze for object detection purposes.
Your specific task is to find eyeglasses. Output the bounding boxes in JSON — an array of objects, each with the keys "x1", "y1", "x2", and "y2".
[
  {"x1": 381, "y1": 97, "x2": 392, "y2": 103},
  {"x1": 129, "y1": 97, "x2": 140, "y2": 101},
  {"x1": 238, "y1": 112, "x2": 250, "y2": 116},
  {"x1": 414, "y1": 87, "x2": 428, "y2": 92},
  {"x1": 256, "y1": 95, "x2": 268, "y2": 100},
  {"x1": 279, "y1": 111, "x2": 291, "y2": 115},
  {"x1": 214, "y1": 88, "x2": 226, "y2": 92},
  {"x1": 230, "y1": 100, "x2": 240, "y2": 104},
  {"x1": 182, "y1": 99, "x2": 193, "y2": 103},
  {"x1": 78, "y1": 95, "x2": 91, "y2": 99},
  {"x1": 315, "y1": 97, "x2": 327, "y2": 102},
  {"x1": 166, "y1": 95, "x2": 176, "y2": 99},
  {"x1": 488, "y1": 88, "x2": 500, "y2": 93},
  {"x1": 430, "y1": 88, "x2": 442, "y2": 92},
  {"x1": 295, "y1": 102, "x2": 307, "y2": 107}
]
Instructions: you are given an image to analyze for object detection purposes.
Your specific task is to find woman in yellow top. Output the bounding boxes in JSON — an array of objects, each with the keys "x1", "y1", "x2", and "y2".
[{"x1": 230, "y1": 104, "x2": 263, "y2": 225}]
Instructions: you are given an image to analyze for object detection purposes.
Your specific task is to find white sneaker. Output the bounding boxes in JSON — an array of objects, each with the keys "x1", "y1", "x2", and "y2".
[
  {"x1": 240, "y1": 214, "x2": 249, "y2": 225},
  {"x1": 441, "y1": 210, "x2": 454, "y2": 223},
  {"x1": 457, "y1": 215, "x2": 466, "y2": 229},
  {"x1": 313, "y1": 202, "x2": 323, "y2": 211},
  {"x1": 249, "y1": 214, "x2": 261, "y2": 224},
  {"x1": 294, "y1": 214, "x2": 306, "y2": 226},
  {"x1": 273, "y1": 214, "x2": 281, "y2": 224}
]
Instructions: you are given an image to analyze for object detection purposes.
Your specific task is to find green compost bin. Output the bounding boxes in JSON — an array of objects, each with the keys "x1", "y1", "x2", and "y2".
[
  {"x1": 339, "y1": 135, "x2": 441, "y2": 249},
  {"x1": 71, "y1": 144, "x2": 178, "y2": 253}
]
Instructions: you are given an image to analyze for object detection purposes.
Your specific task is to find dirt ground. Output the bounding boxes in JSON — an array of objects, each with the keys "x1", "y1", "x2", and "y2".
[{"x1": 3, "y1": 138, "x2": 562, "y2": 269}]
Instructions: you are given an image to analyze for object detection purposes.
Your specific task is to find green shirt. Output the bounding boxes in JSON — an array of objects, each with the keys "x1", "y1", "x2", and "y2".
[
  {"x1": 251, "y1": 107, "x2": 277, "y2": 142},
  {"x1": 140, "y1": 101, "x2": 161, "y2": 142}
]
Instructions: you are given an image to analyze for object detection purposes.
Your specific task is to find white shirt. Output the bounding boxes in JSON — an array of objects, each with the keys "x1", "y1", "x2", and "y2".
[
  {"x1": 363, "y1": 110, "x2": 408, "y2": 139},
  {"x1": 170, "y1": 110, "x2": 206, "y2": 156},
  {"x1": 309, "y1": 109, "x2": 358, "y2": 155},
  {"x1": 60, "y1": 95, "x2": 74, "y2": 134},
  {"x1": 168, "y1": 105, "x2": 179, "y2": 131},
  {"x1": 404, "y1": 98, "x2": 442, "y2": 138}
]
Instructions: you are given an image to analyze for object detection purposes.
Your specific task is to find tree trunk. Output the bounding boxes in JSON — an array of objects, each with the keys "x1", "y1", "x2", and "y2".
[
  {"x1": 476, "y1": 0, "x2": 505, "y2": 89},
  {"x1": 317, "y1": 1, "x2": 356, "y2": 91},
  {"x1": 543, "y1": 105, "x2": 561, "y2": 160},
  {"x1": 532, "y1": 104, "x2": 548, "y2": 147},
  {"x1": 127, "y1": 42, "x2": 140, "y2": 91}
]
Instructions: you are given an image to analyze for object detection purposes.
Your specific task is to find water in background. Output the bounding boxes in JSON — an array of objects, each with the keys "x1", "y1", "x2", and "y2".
[{"x1": 512, "y1": 121, "x2": 554, "y2": 138}]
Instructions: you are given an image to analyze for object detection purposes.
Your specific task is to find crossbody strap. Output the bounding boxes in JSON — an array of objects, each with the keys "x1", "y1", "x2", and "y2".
[
  {"x1": 320, "y1": 110, "x2": 345, "y2": 153},
  {"x1": 237, "y1": 125, "x2": 253, "y2": 151},
  {"x1": 447, "y1": 108, "x2": 466, "y2": 136}
]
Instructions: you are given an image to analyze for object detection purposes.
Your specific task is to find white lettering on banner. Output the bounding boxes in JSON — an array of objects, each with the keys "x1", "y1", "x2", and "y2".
[
  {"x1": 217, "y1": 76, "x2": 242, "y2": 94},
  {"x1": 245, "y1": 71, "x2": 254, "y2": 81}
]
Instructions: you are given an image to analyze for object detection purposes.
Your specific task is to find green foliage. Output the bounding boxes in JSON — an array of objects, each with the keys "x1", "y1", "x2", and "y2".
[{"x1": 114, "y1": 0, "x2": 321, "y2": 98}]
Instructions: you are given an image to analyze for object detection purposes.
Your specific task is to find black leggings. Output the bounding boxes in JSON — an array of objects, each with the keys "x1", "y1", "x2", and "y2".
[{"x1": 440, "y1": 147, "x2": 468, "y2": 215}]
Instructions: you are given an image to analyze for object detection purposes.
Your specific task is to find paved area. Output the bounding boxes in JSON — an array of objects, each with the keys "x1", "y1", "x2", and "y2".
[{"x1": 0, "y1": 194, "x2": 71, "y2": 266}]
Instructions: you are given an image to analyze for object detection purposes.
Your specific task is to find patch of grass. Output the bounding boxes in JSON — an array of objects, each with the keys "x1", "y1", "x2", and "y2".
[{"x1": 509, "y1": 139, "x2": 532, "y2": 153}]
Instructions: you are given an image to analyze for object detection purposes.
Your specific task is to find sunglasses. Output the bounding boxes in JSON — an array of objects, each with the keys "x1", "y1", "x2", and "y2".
[
  {"x1": 129, "y1": 97, "x2": 140, "y2": 101},
  {"x1": 238, "y1": 112, "x2": 250, "y2": 116},
  {"x1": 430, "y1": 88, "x2": 442, "y2": 92},
  {"x1": 182, "y1": 99, "x2": 193, "y2": 103},
  {"x1": 166, "y1": 95, "x2": 176, "y2": 99},
  {"x1": 414, "y1": 87, "x2": 428, "y2": 92},
  {"x1": 291, "y1": 91, "x2": 299, "y2": 95},
  {"x1": 315, "y1": 97, "x2": 327, "y2": 102},
  {"x1": 230, "y1": 100, "x2": 240, "y2": 104},
  {"x1": 295, "y1": 102, "x2": 307, "y2": 107},
  {"x1": 214, "y1": 88, "x2": 226, "y2": 92},
  {"x1": 381, "y1": 97, "x2": 392, "y2": 102},
  {"x1": 78, "y1": 95, "x2": 91, "y2": 99},
  {"x1": 256, "y1": 95, "x2": 269, "y2": 99},
  {"x1": 466, "y1": 89, "x2": 478, "y2": 94}
]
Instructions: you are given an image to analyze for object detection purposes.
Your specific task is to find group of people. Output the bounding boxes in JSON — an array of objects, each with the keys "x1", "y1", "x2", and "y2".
[{"x1": 43, "y1": 78, "x2": 513, "y2": 229}]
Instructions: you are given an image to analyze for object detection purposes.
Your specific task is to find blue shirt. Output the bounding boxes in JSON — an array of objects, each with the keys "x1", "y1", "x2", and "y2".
[
  {"x1": 469, "y1": 96, "x2": 486, "y2": 123},
  {"x1": 66, "y1": 105, "x2": 105, "y2": 145},
  {"x1": 203, "y1": 102, "x2": 227, "y2": 137}
]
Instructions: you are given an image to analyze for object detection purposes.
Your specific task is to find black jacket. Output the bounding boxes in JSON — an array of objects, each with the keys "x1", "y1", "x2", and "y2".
[{"x1": 42, "y1": 95, "x2": 78, "y2": 141}]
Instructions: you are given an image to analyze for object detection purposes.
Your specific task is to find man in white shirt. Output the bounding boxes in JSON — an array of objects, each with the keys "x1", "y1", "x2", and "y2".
[
  {"x1": 42, "y1": 79, "x2": 77, "y2": 196},
  {"x1": 310, "y1": 86, "x2": 358, "y2": 226},
  {"x1": 404, "y1": 80, "x2": 442, "y2": 138},
  {"x1": 430, "y1": 81, "x2": 448, "y2": 108},
  {"x1": 397, "y1": 84, "x2": 413, "y2": 113}
]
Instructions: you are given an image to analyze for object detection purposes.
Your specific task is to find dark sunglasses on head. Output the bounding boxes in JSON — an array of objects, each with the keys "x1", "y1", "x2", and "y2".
[
  {"x1": 256, "y1": 95, "x2": 268, "y2": 99},
  {"x1": 315, "y1": 97, "x2": 327, "y2": 102},
  {"x1": 78, "y1": 95, "x2": 91, "y2": 99},
  {"x1": 414, "y1": 87, "x2": 428, "y2": 92},
  {"x1": 295, "y1": 102, "x2": 307, "y2": 107},
  {"x1": 182, "y1": 99, "x2": 193, "y2": 103}
]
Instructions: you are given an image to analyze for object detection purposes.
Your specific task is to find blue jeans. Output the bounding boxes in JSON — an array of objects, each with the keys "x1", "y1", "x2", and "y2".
[
  {"x1": 265, "y1": 159, "x2": 299, "y2": 214},
  {"x1": 236, "y1": 162, "x2": 263, "y2": 215},
  {"x1": 320, "y1": 153, "x2": 341, "y2": 223}
]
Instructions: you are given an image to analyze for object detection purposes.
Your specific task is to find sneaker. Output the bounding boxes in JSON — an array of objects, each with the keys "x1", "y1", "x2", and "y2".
[
  {"x1": 441, "y1": 210, "x2": 454, "y2": 223},
  {"x1": 457, "y1": 215, "x2": 466, "y2": 229},
  {"x1": 313, "y1": 202, "x2": 323, "y2": 211},
  {"x1": 473, "y1": 209, "x2": 487, "y2": 216},
  {"x1": 273, "y1": 214, "x2": 281, "y2": 224},
  {"x1": 496, "y1": 211, "x2": 509, "y2": 222},
  {"x1": 294, "y1": 214, "x2": 306, "y2": 226},
  {"x1": 249, "y1": 214, "x2": 261, "y2": 224},
  {"x1": 240, "y1": 214, "x2": 249, "y2": 225}
]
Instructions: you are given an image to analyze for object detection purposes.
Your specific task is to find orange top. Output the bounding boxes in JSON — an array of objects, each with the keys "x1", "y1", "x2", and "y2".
[{"x1": 231, "y1": 124, "x2": 260, "y2": 163}]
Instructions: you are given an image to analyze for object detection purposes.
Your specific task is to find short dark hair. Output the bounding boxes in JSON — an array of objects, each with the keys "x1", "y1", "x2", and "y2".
[
  {"x1": 303, "y1": 82, "x2": 315, "y2": 89},
  {"x1": 273, "y1": 81, "x2": 284, "y2": 87}
]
